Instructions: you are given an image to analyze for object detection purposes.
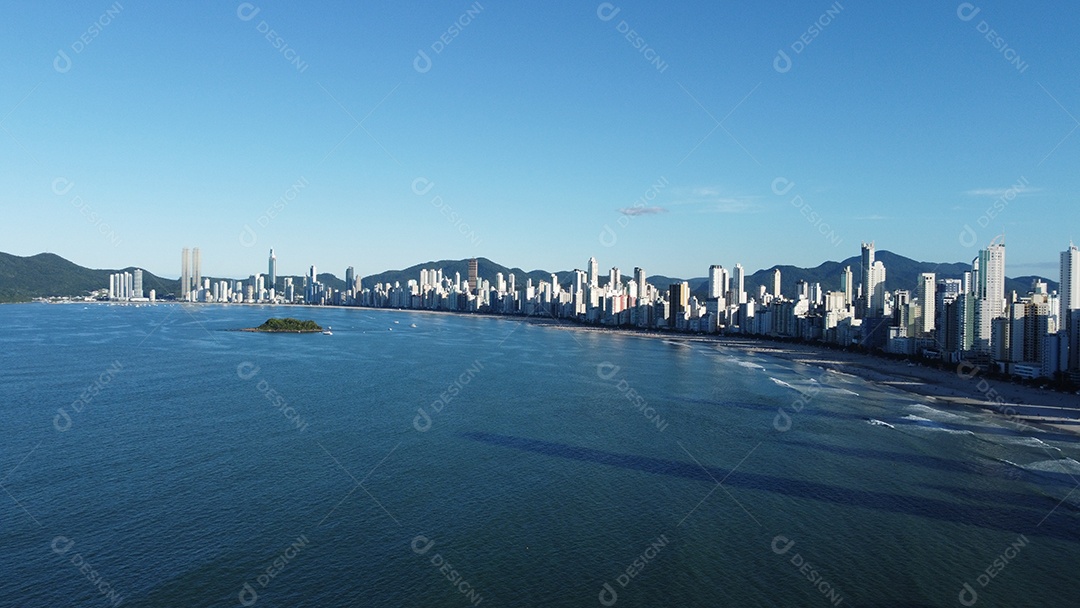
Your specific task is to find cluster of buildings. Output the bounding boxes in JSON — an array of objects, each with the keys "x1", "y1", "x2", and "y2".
[
  {"x1": 106, "y1": 269, "x2": 153, "y2": 302},
  {"x1": 107, "y1": 241, "x2": 1080, "y2": 383}
]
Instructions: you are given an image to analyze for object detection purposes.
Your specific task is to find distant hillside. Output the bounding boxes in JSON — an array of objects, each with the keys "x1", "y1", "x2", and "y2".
[
  {"x1": 0, "y1": 252, "x2": 178, "y2": 303},
  {"x1": 659, "y1": 251, "x2": 1052, "y2": 301},
  {"x1": 0, "y1": 251, "x2": 1059, "y2": 303},
  {"x1": 362, "y1": 257, "x2": 581, "y2": 291}
]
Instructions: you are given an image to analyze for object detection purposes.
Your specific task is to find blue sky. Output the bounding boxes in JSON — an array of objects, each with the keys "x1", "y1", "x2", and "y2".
[{"x1": 2, "y1": 1, "x2": 1077, "y2": 280}]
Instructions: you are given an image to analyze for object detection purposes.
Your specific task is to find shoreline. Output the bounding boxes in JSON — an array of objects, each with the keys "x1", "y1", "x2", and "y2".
[
  {"x1": 32, "y1": 301, "x2": 1080, "y2": 438},
  {"x1": 528, "y1": 320, "x2": 1080, "y2": 439}
]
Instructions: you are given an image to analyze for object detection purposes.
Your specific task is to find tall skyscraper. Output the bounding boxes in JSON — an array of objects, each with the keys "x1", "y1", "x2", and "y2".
[
  {"x1": 731, "y1": 263, "x2": 746, "y2": 305},
  {"x1": 588, "y1": 257, "x2": 599, "y2": 288},
  {"x1": 468, "y1": 258, "x2": 478, "y2": 294},
  {"x1": 975, "y1": 239, "x2": 1006, "y2": 352},
  {"x1": 133, "y1": 269, "x2": 143, "y2": 299},
  {"x1": 192, "y1": 247, "x2": 201, "y2": 294},
  {"x1": 634, "y1": 267, "x2": 647, "y2": 300},
  {"x1": 917, "y1": 273, "x2": 935, "y2": 336},
  {"x1": 708, "y1": 265, "x2": 722, "y2": 299},
  {"x1": 609, "y1": 267, "x2": 621, "y2": 291},
  {"x1": 772, "y1": 268, "x2": 781, "y2": 298},
  {"x1": 268, "y1": 249, "x2": 277, "y2": 290},
  {"x1": 1061, "y1": 244, "x2": 1079, "y2": 329},
  {"x1": 345, "y1": 266, "x2": 355, "y2": 292},
  {"x1": 841, "y1": 266, "x2": 853, "y2": 308},
  {"x1": 180, "y1": 247, "x2": 191, "y2": 301},
  {"x1": 935, "y1": 278, "x2": 962, "y2": 349},
  {"x1": 1062, "y1": 244, "x2": 1080, "y2": 370},
  {"x1": 668, "y1": 282, "x2": 689, "y2": 327},
  {"x1": 860, "y1": 242, "x2": 883, "y2": 316}
]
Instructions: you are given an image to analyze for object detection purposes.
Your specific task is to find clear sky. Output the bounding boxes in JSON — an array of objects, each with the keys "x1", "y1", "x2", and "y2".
[{"x1": 2, "y1": 1, "x2": 1076, "y2": 280}]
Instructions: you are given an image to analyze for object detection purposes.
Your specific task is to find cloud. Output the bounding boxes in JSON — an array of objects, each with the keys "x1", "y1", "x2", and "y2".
[
  {"x1": 667, "y1": 186, "x2": 762, "y2": 214},
  {"x1": 855, "y1": 214, "x2": 891, "y2": 221},
  {"x1": 618, "y1": 206, "x2": 668, "y2": 216},
  {"x1": 699, "y1": 199, "x2": 760, "y2": 213},
  {"x1": 964, "y1": 186, "x2": 1042, "y2": 197}
]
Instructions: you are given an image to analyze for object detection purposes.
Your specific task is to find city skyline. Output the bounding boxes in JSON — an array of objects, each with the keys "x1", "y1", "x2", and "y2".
[
  {"x1": 116, "y1": 237, "x2": 1079, "y2": 383},
  {"x1": 3, "y1": 2, "x2": 1078, "y2": 278}
]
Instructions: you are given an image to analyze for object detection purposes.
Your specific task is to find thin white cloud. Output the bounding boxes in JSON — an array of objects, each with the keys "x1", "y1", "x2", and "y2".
[
  {"x1": 964, "y1": 186, "x2": 1042, "y2": 197},
  {"x1": 619, "y1": 206, "x2": 668, "y2": 216},
  {"x1": 668, "y1": 186, "x2": 762, "y2": 214},
  {"x1": 855, "y1": 214, "x2": 891, "y2": 221}
]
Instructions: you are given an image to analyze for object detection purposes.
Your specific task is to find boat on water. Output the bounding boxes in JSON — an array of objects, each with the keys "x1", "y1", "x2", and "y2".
[
  {"x1": 322, "y1": 326, "x2": 333, "y2": 335},
  {"x1": 410, "y1": 323, "x2": 417, "y2": 328}
]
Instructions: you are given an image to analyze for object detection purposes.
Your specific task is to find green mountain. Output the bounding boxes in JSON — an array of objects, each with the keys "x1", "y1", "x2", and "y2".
[
  {"x1": 0, "y1": 251, "x2": 1059, "y2": 304},
  {"x1": 0, "y1": 252, "x2": 178, "y2": 303}
]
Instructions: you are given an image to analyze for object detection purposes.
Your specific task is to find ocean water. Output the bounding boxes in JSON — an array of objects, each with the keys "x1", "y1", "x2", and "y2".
[{"x1": 1, "y1": 302, "x2": 1078, "y2": 607}]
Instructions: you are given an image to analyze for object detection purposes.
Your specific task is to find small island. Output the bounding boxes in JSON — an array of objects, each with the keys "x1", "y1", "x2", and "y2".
[{"x1": 243, "y1": 317, "x2": 323, "y2": 333}]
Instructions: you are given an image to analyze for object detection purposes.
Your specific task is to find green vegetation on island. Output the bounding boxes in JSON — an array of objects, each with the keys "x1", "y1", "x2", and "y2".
[{"x1": 248, "y1": 318, "x2": 323, "y2": 332}]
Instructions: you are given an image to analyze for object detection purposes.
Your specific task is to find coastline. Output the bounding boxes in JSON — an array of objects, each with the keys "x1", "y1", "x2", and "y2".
[
  {"x1": 528, "y1": 319, "x2": 1080, "y2": 439},
  {"x1": 41, "y1": 300, "x2": 1080, "y2": 438}
]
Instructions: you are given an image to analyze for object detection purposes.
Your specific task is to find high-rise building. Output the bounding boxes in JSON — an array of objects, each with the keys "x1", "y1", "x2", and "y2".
[
  {"x1": 468, "y1": 258, "x2": 478, "y2": 294},
  {"x1": 668, "y1": 282, "x2": 689, "y2": 327},
  {"x1": 708, "y1": 265, "x2": 722, "y2": 299},
  {"x1": 192, "y1": 248, "x2": 201, "y2": 295},
  {"x1": 181, "y1": 247, "x2": 191, "y2": 301},
  {"x1": 772, "y1": 268, "x2": 781, "y2": 298},
  {"x1": 634, "y1": 267, "x2": 647, "y2": 300},
  {"x1": 841, "y1": 266, "x2": 853, "y2": 308},
  {"x1": 609, "y1": 267, "x2": 621, "y2": 291},
  {"x1": 133, "y1": 269, "x2": 143, "y2": 299},
  {"x1": 269, "y1": 249, "x2": 277, "y2": 290},
  {"x1": 975, "y1": 239, "x2": 1006, "y2": 352},
  {"x1": 588, "y1": 257, "x2": 599, "y2": 288},
  {"x1": 1062, "y1": 244, "x2": 1080, "y2": 370},
  {"x1": 861, "y1": 242, "x2": 876, "y2": 316},
  {"x1": 935, "y1": 279, "x2": 963, "y2": 350},
  {"x1": 731, "y1": 263, "x2": 746, "y2": 305},
  {"x1": 917, "y1": 273, "x2": 935, "y2": 336},
  {"x1": 345, "y1": 266, "x2": 355, "y2": 292}
]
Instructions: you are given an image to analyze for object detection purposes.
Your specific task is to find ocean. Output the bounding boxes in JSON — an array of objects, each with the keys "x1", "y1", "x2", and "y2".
[{"x1": 1, "y1": 303, "x2": 1077, "y2": 607}]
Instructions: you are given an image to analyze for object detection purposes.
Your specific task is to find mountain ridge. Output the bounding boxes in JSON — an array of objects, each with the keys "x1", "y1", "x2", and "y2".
[{"x1": 0, "y1": 251, "x2": 1058, "y2": 303}]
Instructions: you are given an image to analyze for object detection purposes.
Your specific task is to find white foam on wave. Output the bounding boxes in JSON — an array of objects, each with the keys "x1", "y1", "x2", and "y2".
[
  {"x1": 901, "y1": 415, "x2": 933, "y2": 423},
  {"x1": 927, "y1": 427, "x2": 976, "y2": 436},
  {"x1": 1002, "y1": 436, "x2": 1062, "y2": 452},
  {"x1": 1023, "y1": 458, "x2": 1080, "y2": 475},
  {"x1": 906, "y1": 403, "x2": 967, "y2": 422},
  {"x1": 866, "y1": 419, "x2": 895, "y2": 428},
  {"x1": 770, "y1": 377, "x2": 794, "y2": 389},
  {"x1": 739, "y1": 361, "x2": 765, "y2": 370}
]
